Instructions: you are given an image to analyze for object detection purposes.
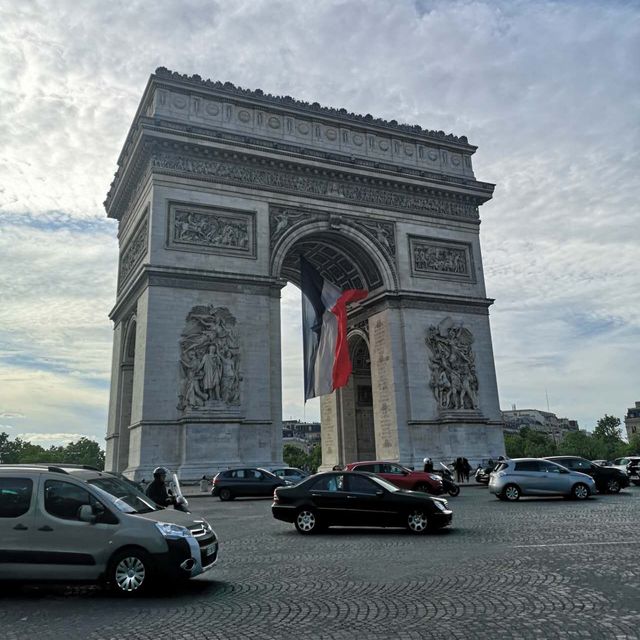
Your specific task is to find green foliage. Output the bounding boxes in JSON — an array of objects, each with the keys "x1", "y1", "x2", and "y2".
[
  {"x1": 593, "y1": 415, "x2": 622, "y2": 441},
  {"x1": 0, "y1": 433, "x2": 105, "y2": 470},
  {"x1": 505, "y1": 427, "x2": 557, "y2": 458},
  {"x1": 283, "y1": 443, "x2": 322, "y2": 473}
]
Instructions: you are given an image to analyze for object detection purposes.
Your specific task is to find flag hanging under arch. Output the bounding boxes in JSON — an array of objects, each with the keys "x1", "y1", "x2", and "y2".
[{"x1": 300, "y1": 256, "x2": 368, "y2": 400}]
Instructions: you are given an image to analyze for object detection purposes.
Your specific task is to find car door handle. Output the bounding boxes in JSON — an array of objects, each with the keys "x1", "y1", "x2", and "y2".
[
  {"x1": 38, "y1": 525, "x2": 54, "y2": 532},
  {"x1": 346, "y1": 495, "x2": 357, "y2": 499},
  {"x1": 13, "y1": 523, "x2": 28, "y2": 531}
]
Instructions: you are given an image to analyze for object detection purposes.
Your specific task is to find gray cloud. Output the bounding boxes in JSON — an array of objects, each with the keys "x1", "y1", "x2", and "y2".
[{"x1": 0, "y1": 0, "x2": 638, "y2": 440}]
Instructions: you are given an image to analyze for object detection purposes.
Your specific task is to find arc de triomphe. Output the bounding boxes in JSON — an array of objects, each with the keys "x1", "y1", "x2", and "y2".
[{"x1": 104, "y1": 68, "x2": 505, "y2": 480}]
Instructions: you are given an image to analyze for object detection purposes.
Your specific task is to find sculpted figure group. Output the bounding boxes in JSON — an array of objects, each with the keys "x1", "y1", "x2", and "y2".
[
  {"x1": 425, "y1": 317, "x2": 479, "y2": 411},
  {"x1": 177, "y1": 306, "x2": 241, "y2": 411}
]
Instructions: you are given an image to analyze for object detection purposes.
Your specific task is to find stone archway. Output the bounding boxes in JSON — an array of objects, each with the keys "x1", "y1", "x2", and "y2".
[
  {"x1": 104, "y1": 69, "x2": 506, "y2": 480},
  {"x1": 272, "y1": 221, "x2": 391, "y2": 468}
]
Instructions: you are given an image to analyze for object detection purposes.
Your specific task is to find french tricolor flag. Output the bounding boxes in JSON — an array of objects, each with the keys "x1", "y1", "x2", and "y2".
[{"x1": 301, "y1": 256, "x2": 368, "y2": 400}]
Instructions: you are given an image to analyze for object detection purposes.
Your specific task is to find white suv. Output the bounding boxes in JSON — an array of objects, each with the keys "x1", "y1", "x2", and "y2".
[{"x1": 0, "y1": 464, "x2": 218, "y2": 594}]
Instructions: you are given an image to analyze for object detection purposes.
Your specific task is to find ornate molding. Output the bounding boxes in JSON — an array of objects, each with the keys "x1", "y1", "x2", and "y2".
[
  {"x1": 409, "y1": 235, "x2": 475, "y2": 282},
  {"x1": 118, "y1": 211, "x2": 148, "y2": 290},
  {"x1": 269, "y1": 205, "x2": 396, "y2": 257},
  {"x1": 167, "y1": 201, "x2": 256, "y2": 258},
  {"x1": 154, "y1": 67, "x2": 471, "y2": 146},
  {"x1": 177, "y1": 306, "x2": 241, "y2": 413},
  {"x1": 425, "y1": 317, "x2": 479, "y2": 412},
  {"x1": 150, "y1": 149, "x2": 478, "y2": 222}
]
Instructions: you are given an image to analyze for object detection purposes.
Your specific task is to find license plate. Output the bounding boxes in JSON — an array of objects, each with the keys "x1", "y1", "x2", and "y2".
[{"x1": 204, "y1": 543, "x2": 217, "y2": 556}]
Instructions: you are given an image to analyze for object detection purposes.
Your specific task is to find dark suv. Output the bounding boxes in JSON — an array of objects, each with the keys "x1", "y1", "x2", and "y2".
[
  {"x1": 211, "y1": 467, "x2": 288, "y2": 501},
  {"x1": 544, "y1": 456, "x2": 629, "y2": 493}
]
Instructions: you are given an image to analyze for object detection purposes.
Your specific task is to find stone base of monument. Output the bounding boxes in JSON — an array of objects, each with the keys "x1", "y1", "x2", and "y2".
[
  {"x1": 123, "y1": 420, "x2": 283, "y2": 481},
  {"x1": 405, "y1": 419, "x2": 505, "y2": 469}
]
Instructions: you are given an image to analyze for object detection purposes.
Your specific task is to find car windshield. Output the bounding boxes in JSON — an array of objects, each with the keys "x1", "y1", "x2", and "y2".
[
  {"x1": 88, "y1": 477, "x2": 157, "y2": 514},
  {"x1": 369, "y1": 475, "x2": 400, "y2": 492},
  {"x1": 259, "y1": 469, "x2": 279, "y2": 480}
]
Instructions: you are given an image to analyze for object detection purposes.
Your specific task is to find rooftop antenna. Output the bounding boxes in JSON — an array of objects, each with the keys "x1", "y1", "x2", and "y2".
[{"x1": 545, "y1": 388, "x2": 550, "y2": 412}]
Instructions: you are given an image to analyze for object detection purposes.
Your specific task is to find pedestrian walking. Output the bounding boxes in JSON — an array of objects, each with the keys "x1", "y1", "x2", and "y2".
[
  {"x1": 454, "y1": 457, "x2": 465, "y2": 483},
  {"x1": 462, "y1": 457, "x2": 471, "y2": 482},
  {"x1": 199, "y1": 475, "x2": 209, "y2": 492},
  {"x1": 423, "y1": 457, "x2": 434, "y2": 473}
]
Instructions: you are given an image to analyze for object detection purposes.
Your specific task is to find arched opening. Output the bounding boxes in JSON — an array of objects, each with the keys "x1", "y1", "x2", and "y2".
[
  {"x1": 348, "y1": 332, "x2": 375, "y2": 461},
  {"x1": 276, "y1": 224, "x2": 390, "y2": 468},
  {"x1": 116, "y1": 316, "x2": 136, "y2": 473}
]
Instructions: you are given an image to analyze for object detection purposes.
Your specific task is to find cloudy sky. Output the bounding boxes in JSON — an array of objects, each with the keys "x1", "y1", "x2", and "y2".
[{"x1": 1, "y1": 0, "x2": 638, "y2": 447}]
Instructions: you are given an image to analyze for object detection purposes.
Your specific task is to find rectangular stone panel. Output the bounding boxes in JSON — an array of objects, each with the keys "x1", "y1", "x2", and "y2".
[
  {"x1": 409, "y1": 235, "x2": 475, "y2": 282},
  {"x1": 118, "y1": 209, "x2": 149, "y2": 290},
  {"x1": 166, "y1": 201, "x2": 256, "y2": 258}
]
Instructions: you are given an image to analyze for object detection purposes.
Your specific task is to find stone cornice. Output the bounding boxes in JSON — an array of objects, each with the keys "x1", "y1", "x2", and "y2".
[
  {"x1": 153, "y1": 67, "x2": 474, "y2": 147},
  {"x1": 350, "y1": 290, "x2": 494, "y2": 321},
  {"x1": 105, "y1": 71, "x2": 497, "y2": 216},
  {"x1": 107, "y1": 135, "x2": 490, "y2": 226}
]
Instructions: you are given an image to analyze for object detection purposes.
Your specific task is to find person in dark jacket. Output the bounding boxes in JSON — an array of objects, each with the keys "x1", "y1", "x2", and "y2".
[
  {"x1": 145, "y1": 467, "x2": 174, "y2": 507},
  {"x1": 462, "y1": 457, "x2": 471, "y2": 482},
  {"x1": 423, "y1": 457, "x2": 434, "y2": 473}
]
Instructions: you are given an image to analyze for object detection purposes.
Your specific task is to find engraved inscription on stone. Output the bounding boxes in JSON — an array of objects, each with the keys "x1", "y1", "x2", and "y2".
[
  {"x1": 370, "y1": 317, "x2": 396, "y2": 455},
  {"x1": 177, "y1": 305, "x2": 241, "y2": 412},
  {"x1": 425, "y1": 317, "x2": 479, "y2": 411},
  {"x1": 118, "y1": 215, "x2": 148, "y2": 289},
  {"x1": 168, "y1": 202, "x2": 255, "y2": 256},
  {"x1": 410, "y1": 236, "x2": 472, "y2": 280}
]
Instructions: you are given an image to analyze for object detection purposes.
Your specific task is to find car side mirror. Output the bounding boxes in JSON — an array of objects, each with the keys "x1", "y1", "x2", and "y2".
[{"x1": 78, "y1": 504, "x2": 96, "y2": 524}]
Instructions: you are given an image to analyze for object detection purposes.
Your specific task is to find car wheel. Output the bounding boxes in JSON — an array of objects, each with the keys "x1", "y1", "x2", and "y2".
[
  {"x1": 448, "y1": 485, "x2": 460, "y2": 497},
  {"x1": 406, "y1": 509, "x2": 429, "y2": 534},
  {"x1": 606, "y1": 478, "x2": 621, "y2": 493},
  {"x1": 295, "y1": 508, "x2": 320, "y2": 534},
  {"x1": 219, "y1": 488, "x2": 233, "y2": 501},
  {"x1": 572, "y1": 483, "x2": 590, "y2": 500},
  {"x1": 414, "y1": 483, "x2": 431, "y2": 494},
  {"x1": 503, "y1": 484, "x2": 520, "y2": 501},
  {"x1": 108, "y1": 549, "x2": 151, "y2": 595}
]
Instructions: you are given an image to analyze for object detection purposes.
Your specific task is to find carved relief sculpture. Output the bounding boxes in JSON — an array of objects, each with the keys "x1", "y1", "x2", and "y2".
[
  {"x1": 414, "y1": 244, "x2": 467, "y2": 275},
  {"x1": 177, "y1": 306, "x2": 241, "y2": 411},
  {"x1": 425, "y1": 317, "x2": 479, "y2": 411},
  {"x1": 168, "y1": 203, "x2": 255, "y2": 256},
  {"x1": 118, "y1": 216, "x2": 148, "y2": 289}
]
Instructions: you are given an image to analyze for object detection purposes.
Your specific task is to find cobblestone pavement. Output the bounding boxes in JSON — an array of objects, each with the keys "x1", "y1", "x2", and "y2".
[{"x1": 2, "y1": 486, "x2": 640, "y2": 640}]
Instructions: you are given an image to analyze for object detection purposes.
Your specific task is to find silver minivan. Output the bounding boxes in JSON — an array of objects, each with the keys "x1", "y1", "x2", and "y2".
[
  {"x1": 0, "y1": 465, "x2": 218, "y2": 594},
  {"x1": 489, "y1": 458, "x2": 596, "y2": 501}
]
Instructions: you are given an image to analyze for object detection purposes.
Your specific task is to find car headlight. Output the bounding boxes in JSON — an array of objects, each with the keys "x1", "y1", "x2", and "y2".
[
  {"x1": 434, "y1": 501, "x2": 446, "y2": 511},
  {"x1": 428, "y1": 474, "x2": 441, "y2": 481},
  {"x1": 155, "y1": 522, "x2": 191, "y2": 538}
]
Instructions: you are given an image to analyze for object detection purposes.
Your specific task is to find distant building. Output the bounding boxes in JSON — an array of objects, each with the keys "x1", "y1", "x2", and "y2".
[
  {"x1": 283, "y1": 420, "x2": 321, "y2": 452},
  {"x1": 501, "y1": 409, "x2": 579, "y2": 444},
  {"x1": 624, "y1": 401, "x2": 640, "y2": 441}
]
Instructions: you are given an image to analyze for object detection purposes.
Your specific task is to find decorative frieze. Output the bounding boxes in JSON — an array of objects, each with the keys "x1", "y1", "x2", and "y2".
[
  {"x1": 425, "y1": 317, "x2": 479, "y2": 411},
  {"x1": 177, "y1": 305, "x2": 241, "y2": 412},
  {"x1": 269, "y1": 205, "x2": 396, "y2": 257},
  {"x1": 118, "y1": 213, "x2": 148, "y2": 289},
  {"x1": 409, "y1": 236, "x2": 474, "y2": 282},
  {"x1": 151, "y1": 151, "x2": 479, "y2": 221},
  {"x1": 167, "y1": 202, "x2": 256, "y2": 258}
]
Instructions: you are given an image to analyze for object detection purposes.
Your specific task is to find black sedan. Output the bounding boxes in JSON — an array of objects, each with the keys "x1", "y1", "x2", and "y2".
[
  {"x1": 271, "y1": 471, "x2": 452, "y2": 535},
  {"x1": 212, "y1": 467, "x2": 288, "y2": 500},
  {"x1": 544, "y1": 456, "x2": 630, "y2": 493}
]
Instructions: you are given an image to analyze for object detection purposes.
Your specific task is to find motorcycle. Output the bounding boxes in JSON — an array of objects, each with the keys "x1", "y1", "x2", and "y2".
[
  {"x1": 168, "y1": 473, "x2": 190, "y2": 513},
  {"x1": 434, "y1": 462, "x2": 460, "y2": 497}
]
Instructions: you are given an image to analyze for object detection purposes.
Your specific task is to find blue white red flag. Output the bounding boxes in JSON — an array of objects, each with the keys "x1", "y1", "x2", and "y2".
[{"x1": 300, "y1": 256, "x2": 368, "y2": 400}]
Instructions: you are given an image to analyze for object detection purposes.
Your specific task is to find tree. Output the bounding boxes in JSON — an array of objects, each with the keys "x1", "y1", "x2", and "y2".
[
  {"x1": 0, "y1": 432, "x2": 105, "y2": 469},
  {"x1": 283, "y1": 444, "x2": 308, "y2": 470},
  {"x1": 627, "y1": 434, "x2": 640, "y2": 455},
  {"x1": 593, "y1": 415, "x2": 622, "y2": 441},
  {"x1": 557, "y1": 430, "x2": 600, "y2": 459}
]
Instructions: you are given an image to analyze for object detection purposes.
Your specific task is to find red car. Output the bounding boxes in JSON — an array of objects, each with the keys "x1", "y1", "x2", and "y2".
[{"x1": 344, "y1": 461, "x2": 443, "y2": 495}]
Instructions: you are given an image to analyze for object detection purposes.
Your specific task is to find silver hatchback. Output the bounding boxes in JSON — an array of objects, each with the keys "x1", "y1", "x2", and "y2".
[{"x1": 489, "y1": 458, "x2": 596, "y2": 501}]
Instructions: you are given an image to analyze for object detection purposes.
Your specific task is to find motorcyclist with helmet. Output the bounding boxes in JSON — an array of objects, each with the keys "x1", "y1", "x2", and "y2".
[{"x1": 145, "y1": 467, "x2": 175, "y2": 507}]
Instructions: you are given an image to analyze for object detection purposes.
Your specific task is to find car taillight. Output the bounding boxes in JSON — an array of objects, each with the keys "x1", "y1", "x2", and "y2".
[
  {"x1": 213, "y1": 474, "x2": 220, "y2": 484},
  {"x1": 273, "y1": 490, "x2": 280, "y2": 503}
]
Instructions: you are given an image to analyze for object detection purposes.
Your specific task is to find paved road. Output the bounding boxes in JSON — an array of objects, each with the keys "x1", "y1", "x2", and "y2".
[{"x1": 2, "y1": 486, "x2": 640, "y2": 640}]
